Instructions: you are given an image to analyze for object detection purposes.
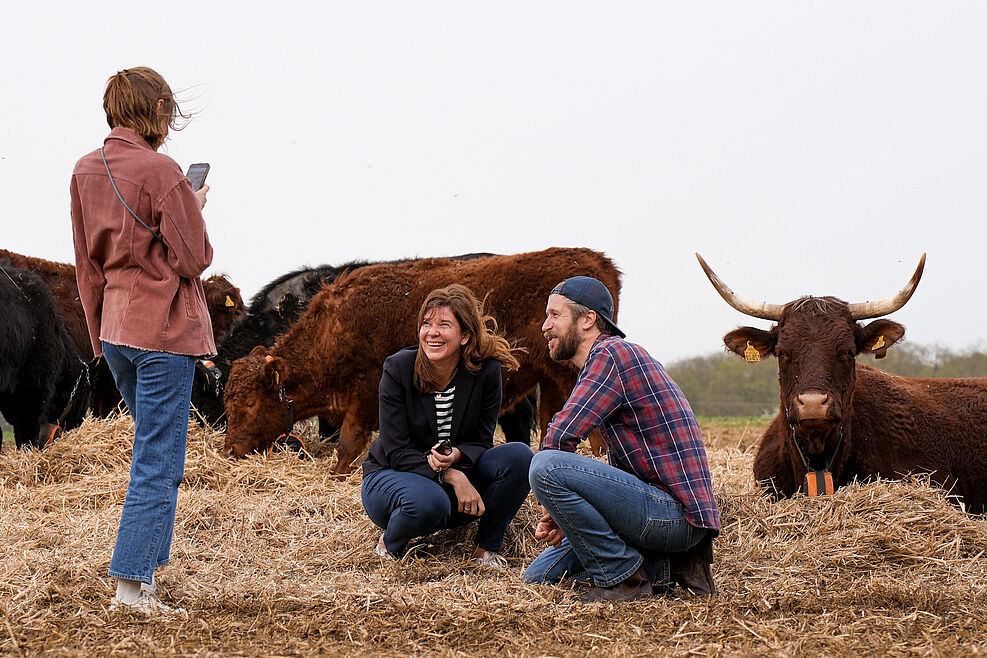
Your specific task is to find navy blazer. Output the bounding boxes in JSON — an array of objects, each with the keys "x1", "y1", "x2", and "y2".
[{"x1": 363, "y1": 346, "x2": 504, "y2": 481}]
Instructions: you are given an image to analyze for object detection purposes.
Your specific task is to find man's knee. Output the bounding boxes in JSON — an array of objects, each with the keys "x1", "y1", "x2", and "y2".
[{"x1": 528, "y1": 449, "x2": 575, "y2": 491}]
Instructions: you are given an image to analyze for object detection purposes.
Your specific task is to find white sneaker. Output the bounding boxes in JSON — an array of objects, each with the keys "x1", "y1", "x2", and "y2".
[
  {"x1": 110, "y1": 590, "x2": 188, "y2": 618},
  {"x1": 473, "y1": 551, "x2": 509, "y2": 571},
  {"x1": 375, "y1": 535, "x2": 395, "y2": 560}
]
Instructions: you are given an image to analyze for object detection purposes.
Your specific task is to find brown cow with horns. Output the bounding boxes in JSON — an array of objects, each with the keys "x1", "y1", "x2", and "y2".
[
  {"x1": 697, "y1": 253, "x2": 987, "y2": 513},
  {"x1": 223, "y1": 247, "x2": 621, "y2": 474}
]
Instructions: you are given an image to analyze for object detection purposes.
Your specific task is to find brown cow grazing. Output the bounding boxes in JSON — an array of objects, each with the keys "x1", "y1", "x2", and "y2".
[
  {"x1": 223, "y1": 247, "x2": 622, "y2": 473},
  {"x1": 697, "y1": 253, "x2": 987, "y2": 513}
]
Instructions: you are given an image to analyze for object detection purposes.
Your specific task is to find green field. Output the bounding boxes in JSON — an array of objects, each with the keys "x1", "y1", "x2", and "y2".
[{"x1": 695, "y1": 415, "x2": 772, "y2": 428}]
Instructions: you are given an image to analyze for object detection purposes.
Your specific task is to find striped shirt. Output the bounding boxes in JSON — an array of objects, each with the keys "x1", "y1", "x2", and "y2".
[
  {"x1": 434, "y1": 385, "x2": 455, "y2": 441},
  {"x1": 542, "y1": 335, "x2": 720, "y2": 532}
]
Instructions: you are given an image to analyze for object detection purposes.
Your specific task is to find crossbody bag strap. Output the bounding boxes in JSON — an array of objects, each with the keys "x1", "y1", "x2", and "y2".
[{"x1": 99, "y1": 146, "x2": 163, "y2": 243}]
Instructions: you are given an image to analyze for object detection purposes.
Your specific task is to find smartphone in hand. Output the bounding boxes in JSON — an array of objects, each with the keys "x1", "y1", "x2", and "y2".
[{"x1": 186, "y1": 163, "x2": 210, "y2": 191}]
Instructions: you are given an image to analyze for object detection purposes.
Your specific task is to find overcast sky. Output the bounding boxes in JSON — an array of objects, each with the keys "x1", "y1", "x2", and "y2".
[{"x1": 2, "y1": 2, "x2": 984, "y2": 364}]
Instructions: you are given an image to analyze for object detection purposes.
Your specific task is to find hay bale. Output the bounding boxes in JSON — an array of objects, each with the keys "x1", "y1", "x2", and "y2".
[{"x1": 1, "y1": 413, "x2": 985, "y2": 656}]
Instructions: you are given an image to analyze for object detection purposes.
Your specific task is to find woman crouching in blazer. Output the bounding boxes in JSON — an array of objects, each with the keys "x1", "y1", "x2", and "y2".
[{"x1": 361, "y1": 284, "x2": 533, "y2": 569}]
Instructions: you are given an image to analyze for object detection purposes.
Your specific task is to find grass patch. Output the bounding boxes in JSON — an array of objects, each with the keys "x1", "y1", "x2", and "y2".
[{"x1": 696, "y1": 415, "x2": 772, "y2": 429}]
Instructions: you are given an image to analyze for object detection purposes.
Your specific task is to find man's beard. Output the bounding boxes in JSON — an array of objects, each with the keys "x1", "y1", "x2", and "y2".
[{"x1": 547, "y1": 324, "x2": 580, "y2": 362}]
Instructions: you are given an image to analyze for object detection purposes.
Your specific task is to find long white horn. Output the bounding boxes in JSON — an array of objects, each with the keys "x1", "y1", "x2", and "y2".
[
  {"x1": 848, "y1": 253, "x2": 926, "y2": 320},
  {"x1": 696, "y1": 253, "x2": 784, "y2": 321}
]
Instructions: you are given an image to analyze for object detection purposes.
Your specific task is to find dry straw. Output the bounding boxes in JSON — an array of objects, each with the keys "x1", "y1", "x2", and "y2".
[{"x1": 2, "y1": 415, "x2": 986, "y2": 656}]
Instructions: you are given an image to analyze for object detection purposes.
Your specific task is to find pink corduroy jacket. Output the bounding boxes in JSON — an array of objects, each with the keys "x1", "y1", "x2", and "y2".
[{"x1": 71, "y1": 127, "x2": 217, "y2": 358}]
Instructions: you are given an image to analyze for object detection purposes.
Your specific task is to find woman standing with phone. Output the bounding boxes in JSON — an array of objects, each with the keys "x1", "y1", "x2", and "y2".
[
  {"x1": 70, "y1": 67, "x2": 214, "y2": 616},
  {"x1": 362, "y1": 285, "x2": 534, "y2": 567}
]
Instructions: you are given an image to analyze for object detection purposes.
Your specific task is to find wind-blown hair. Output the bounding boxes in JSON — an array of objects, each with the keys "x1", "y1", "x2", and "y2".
[
  {"x1": 103, "y1": 67, "x2": 188, "y2": 150},
  {"x1": 414, "y1": 284, "x2": 522, "y2": 393}
]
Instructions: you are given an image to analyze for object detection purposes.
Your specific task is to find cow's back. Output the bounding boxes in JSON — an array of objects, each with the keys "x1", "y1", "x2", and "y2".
[
  {"x1": 309, "y1": 247, "x2": 621, "y2": 408},
  {"x1": 850, "y1": 365, "x2": 987, "y2": 510}
]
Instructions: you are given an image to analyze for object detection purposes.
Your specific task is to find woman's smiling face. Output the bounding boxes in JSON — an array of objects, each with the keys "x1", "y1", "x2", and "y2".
[{"x1": 419, "y1": 305, "x2": 468, "y2": 369}]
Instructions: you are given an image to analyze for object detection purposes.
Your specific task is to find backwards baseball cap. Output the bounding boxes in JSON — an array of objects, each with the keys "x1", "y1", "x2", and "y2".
[{"x1": 550, "y1": 276, "x2": 625, "y2": 338}]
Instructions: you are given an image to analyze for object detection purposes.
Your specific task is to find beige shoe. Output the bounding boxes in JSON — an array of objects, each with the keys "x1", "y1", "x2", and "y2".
[{"x1": 110, "y1": 590, "x2": 188, "y2": 618}]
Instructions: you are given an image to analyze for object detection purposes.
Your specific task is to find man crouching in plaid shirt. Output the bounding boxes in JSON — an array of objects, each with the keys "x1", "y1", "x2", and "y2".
[{"x1": 522, "y1": 276, "x2": 720, "y2": 603}]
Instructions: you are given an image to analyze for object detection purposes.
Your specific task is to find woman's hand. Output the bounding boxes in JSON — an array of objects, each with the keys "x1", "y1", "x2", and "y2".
[
  {"x1": 534, "y1": 506, "x2": 564, "y2": 547},
  {"x1": 427, "y1": 445, "x2": 461, "y2": 472},
  {"x1": 444, "y1": 469, "x2": 485, "y2": 516},
  {"x1": 194, "y1": 183, "x2": 210, "y2": 210}
]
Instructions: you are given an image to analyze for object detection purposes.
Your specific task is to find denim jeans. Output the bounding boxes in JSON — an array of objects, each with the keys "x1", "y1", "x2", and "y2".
[
  {"x1": 523, "y1": 450, "x2": 706, "y2": 589},
  {"x1": 102, "y1": 342, "x2": 195, "y2": 584},
  {"x1": 362, "y1": 442, "x2": 533, "y2": 556}
]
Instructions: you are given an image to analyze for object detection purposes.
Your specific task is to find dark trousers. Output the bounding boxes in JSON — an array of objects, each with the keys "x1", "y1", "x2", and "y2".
[{"x1": 362, "y1": 442, "x2": 533, "y2": 556}]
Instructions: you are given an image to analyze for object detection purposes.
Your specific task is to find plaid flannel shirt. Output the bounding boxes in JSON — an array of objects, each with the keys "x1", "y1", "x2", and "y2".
[{"x1": 542, "y1": 335, "x2": 720, "y2": 531}]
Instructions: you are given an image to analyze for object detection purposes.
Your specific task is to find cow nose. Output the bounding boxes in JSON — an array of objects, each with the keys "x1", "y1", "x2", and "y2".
[{"x1": 795, "y1": 392, "x2": 831, "y2": 420}]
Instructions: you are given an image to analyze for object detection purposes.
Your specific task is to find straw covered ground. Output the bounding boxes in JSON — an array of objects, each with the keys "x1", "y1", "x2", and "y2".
[{"x1": 2, "y1": 414, "x2": 986, "y2": 657}]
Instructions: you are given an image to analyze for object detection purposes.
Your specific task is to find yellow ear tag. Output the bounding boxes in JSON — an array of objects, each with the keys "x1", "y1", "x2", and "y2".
[
  {"x1": 872, "y1": 335, "x2": 886, "y2": 351},
  {"x1": 225, "y1": 295, "x2": 235, "y2": 308},
  {"x1": 744, "y1": 341, "x2": 761, "y2": 363},
  {"x1": 275, "y1": 371, "x2": 280, "y2": 387}
]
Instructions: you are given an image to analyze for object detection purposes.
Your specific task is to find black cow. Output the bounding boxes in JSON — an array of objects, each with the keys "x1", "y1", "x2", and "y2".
[
  {"x1": 0, "y1": 248, "x2": 243, "y2": 419},
  {"x1": 0, "y1": 265, "x2": 90, "y2": 448}
]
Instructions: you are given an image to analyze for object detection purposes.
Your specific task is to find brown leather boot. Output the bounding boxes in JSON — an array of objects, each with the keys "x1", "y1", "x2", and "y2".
[
  {"x1": 577, "y1": 566, "x2": 652, "y2": 603},
  {"x1": 670, "y1": 534, "x2": 716, "y2": 596}
]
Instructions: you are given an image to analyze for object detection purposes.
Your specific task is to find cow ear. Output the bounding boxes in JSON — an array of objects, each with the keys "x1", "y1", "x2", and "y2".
[
  {"x1": 262, "y1": 355, "x2": 288, "y2": 391},
  {"x1": 249, "y1": 345, "x2": 269, "y2": 358},
  {"x1": 723, "y1": 326, "x2": 777, "y2": 362},
  {"x1": 856, "y1": 319, "x2": 905, "y2": 360}
]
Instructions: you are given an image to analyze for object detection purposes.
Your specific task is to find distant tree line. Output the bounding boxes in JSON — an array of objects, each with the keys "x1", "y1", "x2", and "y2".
[{"x1": 666, "y1": 343, "x2": 987, "y2": 417}]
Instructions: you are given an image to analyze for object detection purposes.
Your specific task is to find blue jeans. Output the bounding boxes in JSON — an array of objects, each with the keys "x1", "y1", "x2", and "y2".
[
  {"x1": 362, "y1": 442, "x2": 533, "y2": 556},
  {"x1": 102, "y1": 342, "x2": 195, "y2": 584},
  {"x1": 523, "y1": 450, "x2": 706, "y2": 589}
]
